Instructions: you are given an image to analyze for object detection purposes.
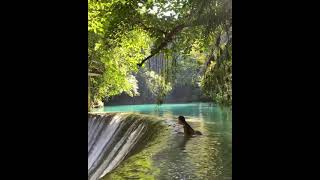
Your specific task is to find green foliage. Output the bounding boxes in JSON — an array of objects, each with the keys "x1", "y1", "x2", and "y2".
[
  {"x1": 88, "y1": 0, "x2": 154, "y2": 108},
  {"x1": 173, "y1": 56, "x2": 202, "y2": 87},
  {"x1": 201, "y1": 40, "x2": 232, "y2": 106},
  {"x1": 143, "y1": 70, "x2": 172, "y2": 105},
  {"x1": 201, "y1": 60, "x2": 232, "y2": 106},
  {"x1": 89, "y1": 29, "x2": 151, "y2": 95},
  {"x1": 88, "y1": 0, "x2": 232, "y2": 108}
]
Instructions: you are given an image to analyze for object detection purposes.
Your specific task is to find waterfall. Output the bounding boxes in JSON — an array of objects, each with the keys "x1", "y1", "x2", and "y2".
[{"x1": 88, "y1": 113, "x2": 163, "y2": 180}]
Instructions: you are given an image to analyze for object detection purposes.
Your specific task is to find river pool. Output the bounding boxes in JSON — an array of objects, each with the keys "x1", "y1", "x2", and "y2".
[{"x1": 95, "y1": 103, "x2": 232, "y2": 180}]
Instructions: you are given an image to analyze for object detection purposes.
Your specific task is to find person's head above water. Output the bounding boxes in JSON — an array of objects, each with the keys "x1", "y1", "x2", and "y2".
[
  {"x1": 178, "y1": 116, "x2": 186, "y2": 125},
  {"x1": 178, "y1": 116, "x2": 202, "y2": 135}
]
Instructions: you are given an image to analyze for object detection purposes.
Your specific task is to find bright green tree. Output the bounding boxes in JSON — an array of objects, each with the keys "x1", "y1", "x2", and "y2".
[{"x1": 88, "y1": 0, "x2": 232, "y2": 109}]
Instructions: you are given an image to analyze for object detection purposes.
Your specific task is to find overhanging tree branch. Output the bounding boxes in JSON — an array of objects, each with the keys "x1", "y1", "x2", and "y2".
[
  {"x1": 136, "y1": 20, "x2": 167, "y2": 35},
  {"x1": 137, "y1": 24, "x2": 187, "y2": 67},
  {"x1": 136, "y1": 1, "x2": 231, "y2": 67}
]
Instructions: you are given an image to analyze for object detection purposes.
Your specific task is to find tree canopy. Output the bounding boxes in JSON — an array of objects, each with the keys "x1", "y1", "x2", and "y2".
[{"x1": 88, "y1": 0, "x2": 232, "y2": 109}]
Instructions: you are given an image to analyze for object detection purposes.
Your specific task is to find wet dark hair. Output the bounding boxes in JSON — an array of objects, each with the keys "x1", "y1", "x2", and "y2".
[
  {"x1": 178, "y1": 116, "x2": 186, "y2": 123},
  {"x1": 178, "y1": 116, "x2": 193, "y2": 132}
]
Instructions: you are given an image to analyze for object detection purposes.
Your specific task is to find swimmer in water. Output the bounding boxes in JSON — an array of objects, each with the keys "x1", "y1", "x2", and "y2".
[{"x1": 178, "y1": 116, "x2": 202, "y2": 136}]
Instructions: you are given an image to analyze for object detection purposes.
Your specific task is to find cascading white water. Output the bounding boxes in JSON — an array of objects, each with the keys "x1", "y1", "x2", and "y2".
[{"x1": 88, "y1": 113, "x2": 162, "y2": 180}]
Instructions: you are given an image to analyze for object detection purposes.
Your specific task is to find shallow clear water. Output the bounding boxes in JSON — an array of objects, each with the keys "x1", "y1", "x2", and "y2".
[{"x1": 96, "y1": 103, "x2": 232, "y2": 180}]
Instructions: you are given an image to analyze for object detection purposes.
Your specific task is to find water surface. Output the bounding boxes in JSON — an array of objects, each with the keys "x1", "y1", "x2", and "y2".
[{"x1": 96, "y1": 103, "x2": 232, "y2": 180}]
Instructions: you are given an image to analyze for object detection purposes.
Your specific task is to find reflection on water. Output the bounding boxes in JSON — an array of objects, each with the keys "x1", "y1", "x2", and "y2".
[{"x1": 98, "y1": 103, "x2": 232, "y2": 180}]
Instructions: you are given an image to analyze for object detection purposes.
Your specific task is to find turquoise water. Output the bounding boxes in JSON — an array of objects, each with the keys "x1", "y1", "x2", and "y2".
[{"x1": 97, "y1": 103, "x2": 232, "y2": 180}]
